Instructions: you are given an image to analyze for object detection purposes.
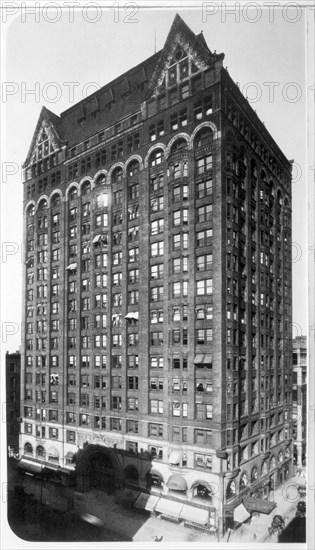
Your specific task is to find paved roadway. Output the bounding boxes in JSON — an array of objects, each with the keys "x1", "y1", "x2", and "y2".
[{"x1": 7, "y1": 489, "x2": 131, "y2": 542}]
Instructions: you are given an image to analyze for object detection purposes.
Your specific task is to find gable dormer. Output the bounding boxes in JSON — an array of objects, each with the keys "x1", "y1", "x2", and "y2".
[
  {"x1": 148, "y1": 13, "x2": 224, "y2": 98},
  {"x1": 23, "y1": 106, "x2": 65, "y2": 176}
]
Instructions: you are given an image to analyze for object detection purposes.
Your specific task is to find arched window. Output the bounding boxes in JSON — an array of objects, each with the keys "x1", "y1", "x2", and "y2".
[
  {"x1": 51, "y1": 194, "x2": 61, "y2": 207},
  {"x1": 239, "y1": 472, "x2": 248, "y2": 489},
  {"x1": 81, "y1": 181, "x2": 91, "y2": 196},
  {"x1": 285, "y1": 447, "x2": 290, "y2": 459},
  {"x1": 36, "y1": 445, "x2": 46, "y2": 459},
  {"x1": 149, "y1": 149, "x2": 164, "y2": 168},
  {"x1": 192, "y1": 483, "x2": 213, "y2": 501},
  {"x1": 125, "y1": 465, "x2": 139, "y2": 484},
  {"x1": 195, "y1": 127, "x2": 212, "y2": 149},
  {"x1": 260, "y1": 169, "x2": 267, "y2": 183},
  {"x1": 261, "y1": 460, "x2": 268, "y2": 476},
  {"x1": 38, "y1": 198, "x2": 48, "y2": 210},
  {"x1": 24, "y1": 442, "x2": 33, "y2": 455},
  {"x1": 69, "y1": 186, "x2": 78, "y2": 200},
  {"x1": 251, "y1": 466, "x2": 258, "y2": 483},
  {"x1": 170, "y1": 138, "x2": 188, "y2": 154},
  {"x1": 277, "y1": 190, "x2": 283, "y2": 206},
  {"x1": 270, "y1": 456, "x2": 276, "y2": 470},
  {"x1": 278, "y1": 451, "x2": 284, "y2": 463},
  {"x1": 250, "y1": 159, "x2": 257, "y2": 180},
  {"x1": 95, "y1": 174, "x2": 106, "y2": 186},
  {"x1": 146, "y1": 470, "x2": 163, "y2": 488},
  {"x1": 27, "y1": 205, "x2": 35, "y2": 217},
  {"x1": 226, "y1": 480, "x2": 236, "y2": 500},
  {"x1": 127, "y1": 160, "x2": 140, "y2": 178},
  {"x1": 111, "y1": 167, "x2": 123, "y2": 184}
]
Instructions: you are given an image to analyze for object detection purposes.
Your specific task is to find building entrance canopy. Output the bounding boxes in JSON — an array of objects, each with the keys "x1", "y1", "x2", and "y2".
[
  {"x1": 155, "y1": 498, "x2": 183, "y2": 517},
  {"x1": 180, "y1": 505, "x2": 209, "y2": 525},
  {"x1": 234, "y1": 503, "x2": 250, "y2": 523},
  {"x1": 18, "y1": 458, "x2": 44, "y2": 474},
  {"x1": 194, "y1": 354, "x2": 212, "y2": 364},
  {"x1": 243, "y1": 496, "x2": 276, "y2": 514},
  {"x1": 134, "y1": 493, "x2": 159, "y2": 512}
]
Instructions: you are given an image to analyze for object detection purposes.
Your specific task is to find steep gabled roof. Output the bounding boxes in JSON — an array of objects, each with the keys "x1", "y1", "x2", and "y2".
[
  {"x1": 24, "y1": 14, "x2": 224, "y2": 155},
  {"x1": 23, "y1": 106, "x2": 66, "y2": 167},
  {"x1": 147, "y1": 13, "x2": 224, "y2": 97}
]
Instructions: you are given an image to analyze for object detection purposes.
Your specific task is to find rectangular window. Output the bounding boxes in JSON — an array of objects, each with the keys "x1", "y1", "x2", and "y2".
[
  {"x1": 151, "y1": 286, "x2": 164, "y2": 302},
  {"x1": 150, "y1": 196, "x2": 164, "y2": 212},
  {"x1": 127, "y1": 397, "x2": 139, "y2": 411},
  {"x1": 150, "y1": 264, "x2": 164, "y2": 279},
  {"x1": 196, "y1": 254, "x2": 213, "y2": 272},
  {"x1": 150, "y1": 356, "x2": 163, "y2": 369},
  {"x1": 197, "y1": 229, "x2": 213, "y2": 247},
  {"x1": 149, "y1": 423, "x2": 163, "y2": 437},
  {"x1": 151, "y1": 219, "x2": 164, "y2": 235},
  {"x1": 196, "y1": 278, "x2": 213, "y2": 295},
  {"x1": 151, "y1": 241, "x2": 164, "y2": 257},
  {"x1": 150, "y1": 331, "x2": 163, "y2": 346},
  {"x1": 126, "y1": 420, "x2": 139, "y2": 433},
  {"x1": 196, "y1": 179, "x2": 213, "y2": 198},
  {"x1": 128, "y1": 248, "x2": 139, "y2": 263},
  {"x1": 150, "y1": 400, "x2": 163, "y2": 414}
]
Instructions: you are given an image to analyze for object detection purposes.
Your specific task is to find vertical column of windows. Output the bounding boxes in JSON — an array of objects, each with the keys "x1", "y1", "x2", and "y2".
[
  {"x1": 125, "y1": 160, "x2": 140, "y2": 420},
  {"x1": 193, "y1": 129, "x2": 214, "y2": 429},
  {"x1": 148, "y1": 149, "x2": 165, "y2": 423}
]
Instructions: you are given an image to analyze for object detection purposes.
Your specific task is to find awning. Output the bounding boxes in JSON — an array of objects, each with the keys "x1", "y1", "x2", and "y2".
[
  {"x1": 155, "y1": 498, "x2": 183, "y2": 517},
  {"x1": 180, "y1": 505, "x2": 209, "y2": 525},
  {"x1": 194, "y1": 354, "x2": 205, "y2": 364},
  {"x1": 243, "y1": 497, "x2": 276, "y2": 515},
  {"x1": 65, "y1": 451, "x2": 74, "y2": 459},
  {"x1": 93, "y1": 235, "x2": 101, "y2": 243},
  {"x1": 17, "y1": 458, "x2": 44, "y2": 474},
  {"x1": 134, "y1": 493, "x2": 159, "y2": 512},
  {"x1": 167, "y1": 474, "x2": 187, "y2": 491},
  {"x1": 66, "y1": 263, "x2": 77, "y2": 270},
  {"x1": 191, "y1": 480, "x2": 214, "y2": 493},
  {"x1": 234, "y1": 503, "x2": 250, "y2": 523},
  {"x1": 168, "y1": 451, "x2": 180, "y2": 465},
  {"x1": 42, "y1": 464, "x2": 59, "y2": 474},
  {"x1": 47, "y1": 447, "x2": 59, "y2": 458},
  {"x1": 194, "y1": 354, "x2": 212, "y2": 364},
  {"x1": 149, "y1": 469, "x2": 164, "y2": 482},
  {"x1": 125, "y1": 312, "x2": 139, "y2": 320}
]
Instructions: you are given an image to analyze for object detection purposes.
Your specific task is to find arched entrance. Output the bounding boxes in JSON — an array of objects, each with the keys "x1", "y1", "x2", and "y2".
[
  {"x1": 89, "y1": 454, "x2": 115, "y2": 493},
  {"x1": 75, "y1": 444, "x2": 123, "y2": 493}
]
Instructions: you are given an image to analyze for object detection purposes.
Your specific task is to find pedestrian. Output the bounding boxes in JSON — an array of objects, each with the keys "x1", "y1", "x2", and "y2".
[{"x1": 253, "y1": 533, "x2": 256, "y2": 540}]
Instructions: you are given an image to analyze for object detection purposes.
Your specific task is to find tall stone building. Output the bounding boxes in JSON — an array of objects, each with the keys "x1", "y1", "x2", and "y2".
[
  {"x1": 292, "y1": 335, "x2": 307, "y2": 469},
  {"x1": 20, "y1": 15, "x2": 293, "y2": 532},
  {"x1": 6, "y1": 351, "x2": 21, "y2": 455}
]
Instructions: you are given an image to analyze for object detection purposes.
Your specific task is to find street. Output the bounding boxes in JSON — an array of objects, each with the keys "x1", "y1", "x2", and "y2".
[{"x1": 7, "y1": 487, "x2": 131, "y2": 542}]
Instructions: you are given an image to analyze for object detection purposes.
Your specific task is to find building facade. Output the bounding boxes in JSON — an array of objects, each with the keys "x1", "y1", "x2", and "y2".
[
  {"x1": 292, "y1": 336, "x2": 307, "y2": 469},
  {"x1": 6, "y1": 351, "x2": 21, "y2": 455},
  {"x1": 20, "y1": 15, "x2": 293, "y2": 532}
]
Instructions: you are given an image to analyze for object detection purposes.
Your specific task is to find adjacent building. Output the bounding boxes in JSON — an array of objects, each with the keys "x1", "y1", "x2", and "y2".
[
  {"x1": 6, "y1": 351, "x2": 21, "y2": 455},
  {"x1": 292, "y1": 335, "x2": 307, "y2": 469},
  {"x1": 19, "y1": 15, "x2": 293, "y2": 533}
]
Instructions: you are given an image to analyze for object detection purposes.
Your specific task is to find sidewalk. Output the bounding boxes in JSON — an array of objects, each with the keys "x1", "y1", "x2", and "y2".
[
  {"x1": 73, "y1": 490, "x2": 217, "y2": 543},
  {"x1": 74, "y1": 476, "x2": 305, "y2": 543},
  {"x1": 222, "y1": 475, "x2": 304, "y2": 543}
]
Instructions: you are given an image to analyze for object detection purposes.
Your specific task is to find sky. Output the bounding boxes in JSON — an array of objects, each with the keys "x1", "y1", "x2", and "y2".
[{"x1": 1, "y1": 4, "x2": 309, "y2": 353}]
